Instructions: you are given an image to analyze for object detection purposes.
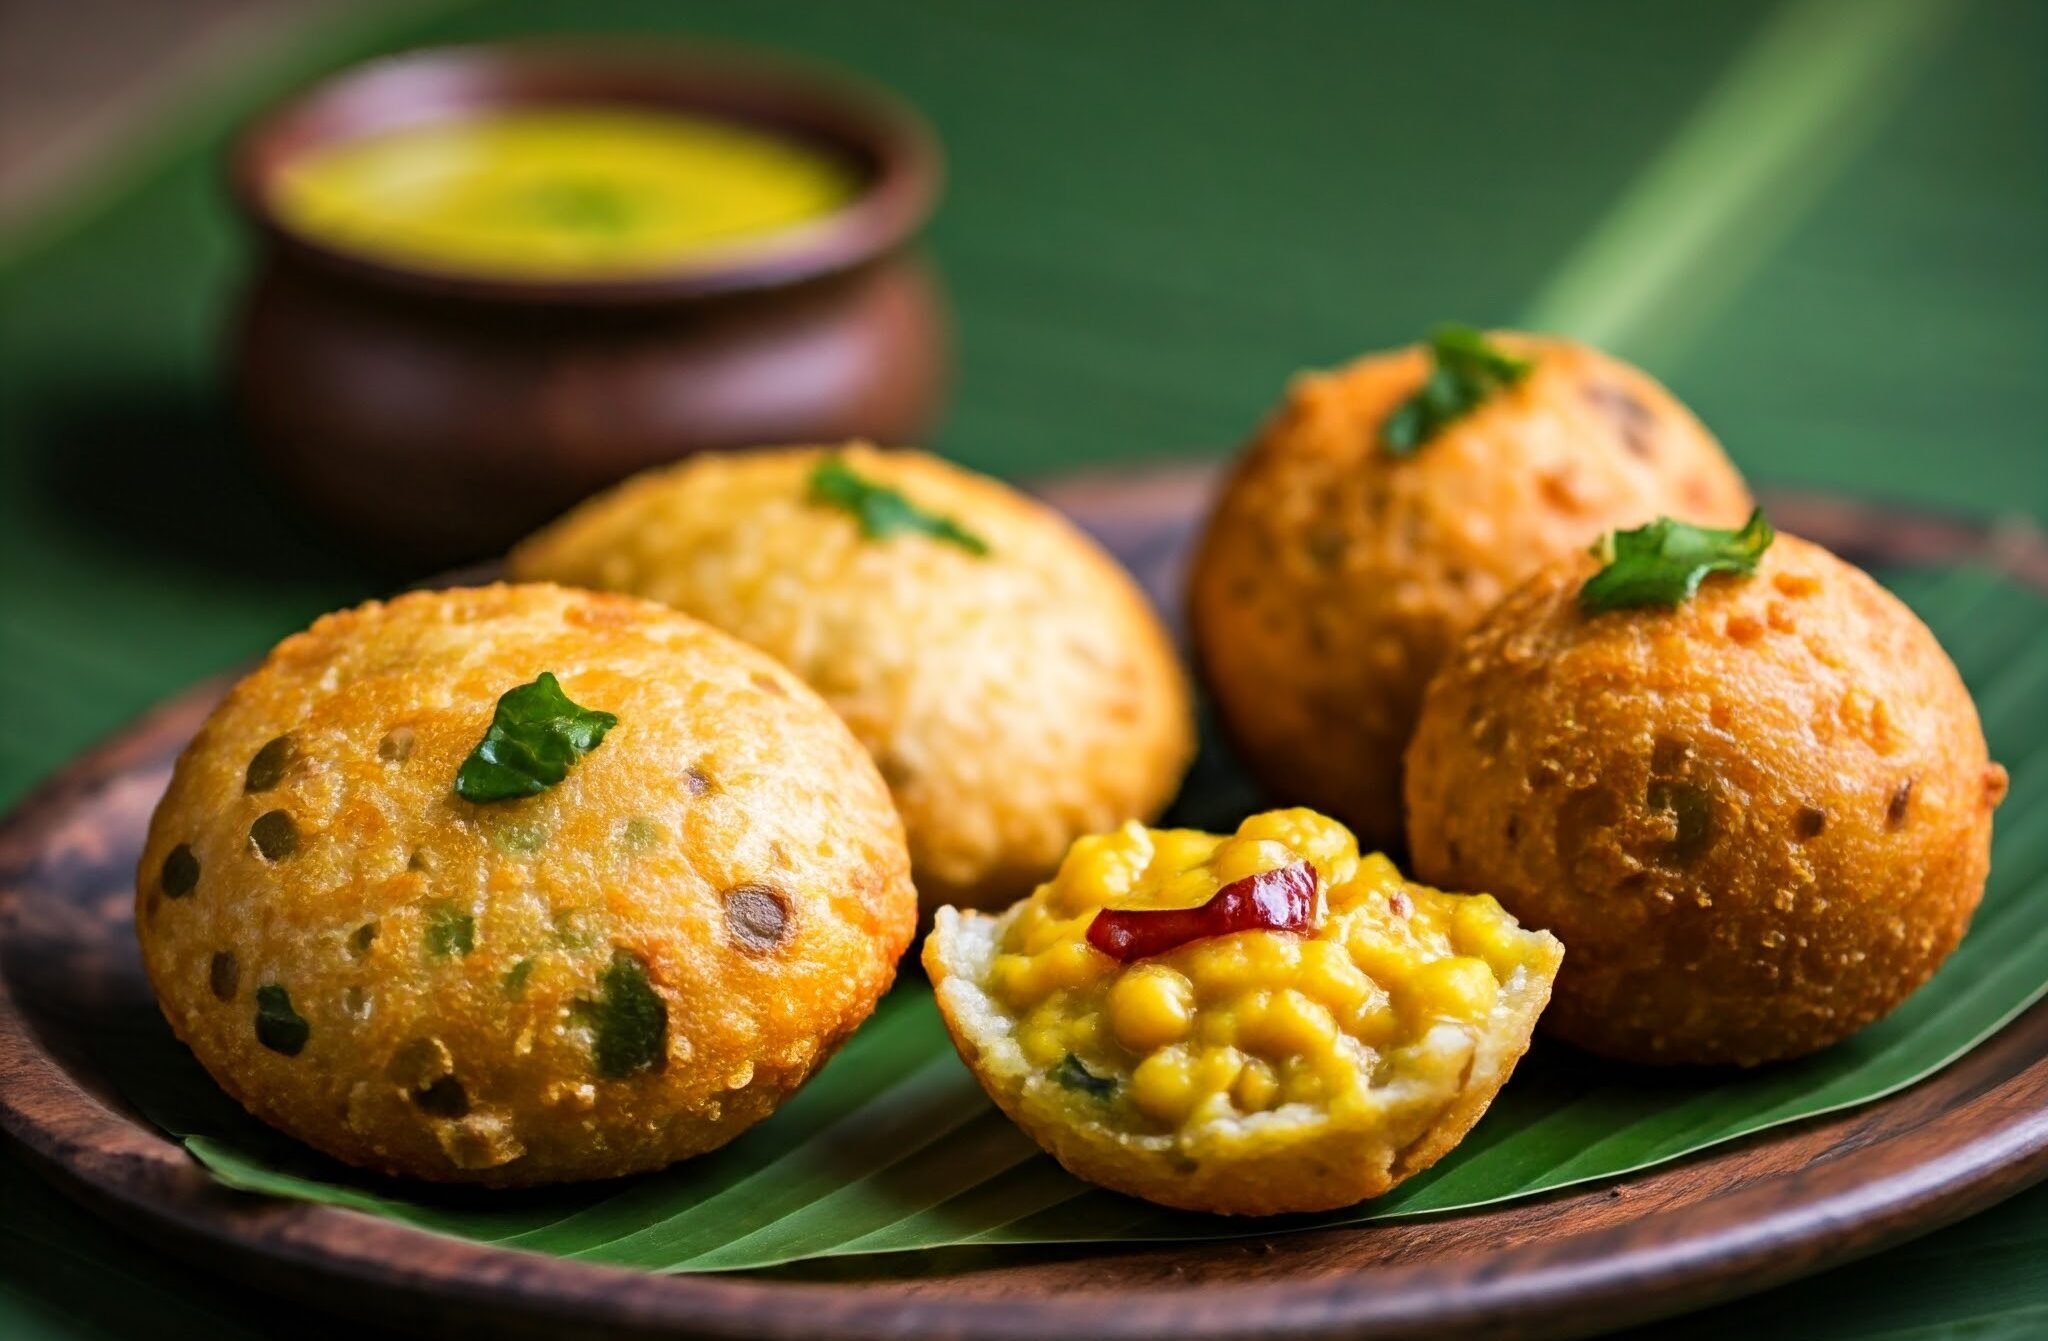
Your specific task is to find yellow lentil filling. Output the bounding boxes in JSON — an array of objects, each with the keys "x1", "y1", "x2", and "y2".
[{"x1": 986, "y1": 810, "x2": 1530, "y2": 1132}]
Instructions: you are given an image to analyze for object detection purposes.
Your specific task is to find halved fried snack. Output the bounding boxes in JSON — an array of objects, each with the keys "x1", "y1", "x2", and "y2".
[{"x1": 923, "y1": 809, "x2": 1562, "y2": 1215}]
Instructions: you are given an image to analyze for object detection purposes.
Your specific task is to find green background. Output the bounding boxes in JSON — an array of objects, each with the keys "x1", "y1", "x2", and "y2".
[{"x1": 1, "y1": 0, "x2": 2042, "y2": 1336}]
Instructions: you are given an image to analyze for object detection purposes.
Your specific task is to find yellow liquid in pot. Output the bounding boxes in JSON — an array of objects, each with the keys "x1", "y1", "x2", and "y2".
[{"x1": 272, "y1": 107, "x2": 860, "y2": 279}]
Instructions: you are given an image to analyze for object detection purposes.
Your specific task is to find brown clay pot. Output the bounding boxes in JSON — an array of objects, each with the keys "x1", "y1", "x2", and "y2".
[{"x1": 228, "y1": 42, "x2": 947, "y2": 565}]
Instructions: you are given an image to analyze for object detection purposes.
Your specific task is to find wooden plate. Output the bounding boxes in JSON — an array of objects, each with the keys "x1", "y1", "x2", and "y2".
[{"x1": 3, "y1": 467, "x2": 2046, "y2": 1341}]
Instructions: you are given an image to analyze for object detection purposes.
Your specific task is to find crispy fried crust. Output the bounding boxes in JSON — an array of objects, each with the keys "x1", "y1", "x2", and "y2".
[
  {"x1": 1405, "y1": 535, "x2": 2008, "y2": 1065},
  {"x1": 137, "y1": 583, "x2": 916, "y2": 1185},
  {"x1": 1190, "y1": 334, "x2": 1752, "y2": 850},
  {"x1": 511, "y1": 444, "x2": 1195, "y2": 910}
]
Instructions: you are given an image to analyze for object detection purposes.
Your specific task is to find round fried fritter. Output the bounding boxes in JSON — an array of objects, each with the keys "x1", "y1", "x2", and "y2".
[
  {"x1": 510, "y1": 444, "x2": 1195, "y2": 911},
  {"x1": 1189, "y1": 333, "x2": 1752, "y2": 851},
  {"x1": 1404, "y1": 535, "x2": 2008, "y2": 1066},
  {"x1": 137, "y1": 583, "x2": 915, "y2": 1185},
  {"x1": 924, "y1": 809, "x2": 1560, "y2": 1215}
]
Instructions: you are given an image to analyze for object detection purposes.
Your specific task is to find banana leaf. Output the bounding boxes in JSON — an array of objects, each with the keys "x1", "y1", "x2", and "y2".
[{"x1": 109, "y1": 563, "x2": 2048, "y2": 1273}]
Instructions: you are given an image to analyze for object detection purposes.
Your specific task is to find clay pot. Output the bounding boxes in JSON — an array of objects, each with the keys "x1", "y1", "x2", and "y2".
[{"x1": 229, "y1": 41, "x2": 947, "y2": 565}]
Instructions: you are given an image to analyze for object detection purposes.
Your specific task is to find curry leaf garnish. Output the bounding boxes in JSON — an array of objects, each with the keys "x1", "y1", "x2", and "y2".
[
  {"x1": 425, "y1": 903, "x2": 476, "y2": 958},
  {"x1": 807, "y1": 457, "x2": 991, "y2": 556},
  {"x1": 1579, "y1": 509, "x2": 1775, "y2": 613},
  {"x1": 576, "y1": 950, "x2": 667, "y2": 1079},
  {"x1": 253, "y1": 985, "x2": 309, "y2": 1056},
  {"x1": 1381, "y1": 324, "x2": 1534, "y2": 455},
  {"x1": 1052, "y1": 1053, "x2": 1117, "y2": 1099},
  {"x1": 455, "y1": 672, "x2": 617, "y2": 802}
]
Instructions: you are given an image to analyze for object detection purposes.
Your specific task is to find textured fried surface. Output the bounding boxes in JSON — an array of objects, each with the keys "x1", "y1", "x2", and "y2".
[
  {"x1": 137, "y1": 583, "x2": 915, "y2": 1185},
  {"x1": 510, "y1": 444, "x2": 1194, "y2": 910},
  {"x1": 1189, "y1": 334, "x2": 1752, "y2": 850},
  {"x1": 1405, "y1": 536, "x2": 2008, "y2": 1066},
  {"x1": 923, "y1": 811, "x2": 1561, "y2": 1215}
]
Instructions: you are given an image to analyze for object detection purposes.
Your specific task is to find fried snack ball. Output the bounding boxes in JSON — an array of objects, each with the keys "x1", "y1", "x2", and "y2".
[
  {"x1": 136, "y1": 583, "x2": 915, "y2": 1185},
  {"x1": 923, "y1": 809, "x2": 1561, "y2": 1214},
  {"x1": 510, "y1": 444, "x2": 1195, "y2": 911},
  {"x1": 1404, "y1": 536, "x2": 2009, "y2": 1066},
  {"x1": 1189, "y1": 334, "x2": 1752, "y2": 850}
]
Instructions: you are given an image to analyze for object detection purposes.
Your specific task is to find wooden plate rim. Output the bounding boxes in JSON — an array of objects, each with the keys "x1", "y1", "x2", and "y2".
[{"x1": 3, "y1": 477, "x2": 2046, "y2": 1341}]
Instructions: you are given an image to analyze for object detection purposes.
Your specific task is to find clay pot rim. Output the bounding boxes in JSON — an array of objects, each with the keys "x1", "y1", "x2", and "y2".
[{"x1": 228, "y1": 39, "x2": 943, "y2": 307}]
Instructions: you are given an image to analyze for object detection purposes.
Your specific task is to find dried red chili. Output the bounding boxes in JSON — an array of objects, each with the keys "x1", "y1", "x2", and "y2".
[{"x1": 1086, "y1": 862, "x2": 1319, "y2": 963}]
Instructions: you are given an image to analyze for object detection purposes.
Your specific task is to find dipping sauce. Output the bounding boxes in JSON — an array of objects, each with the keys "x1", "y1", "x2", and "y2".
[{"x1": 271, "y1": 107, "x2": 859, "y2": 279}]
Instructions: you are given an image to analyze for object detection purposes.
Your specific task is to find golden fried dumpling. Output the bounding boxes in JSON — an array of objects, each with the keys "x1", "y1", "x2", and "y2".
[
  {"x1": 512, "y1": 443, "x2": 1195, "y2": 910},
  {"x1": 1406, "y1": 527, "x2": 2007, "y2": 1065},
  {"x1": 1190, "y1": 330, "x2": 1752, "y2": 849},
  {"x1": 138, "y1": 583, "x2": 915, "y2": 1185}
]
